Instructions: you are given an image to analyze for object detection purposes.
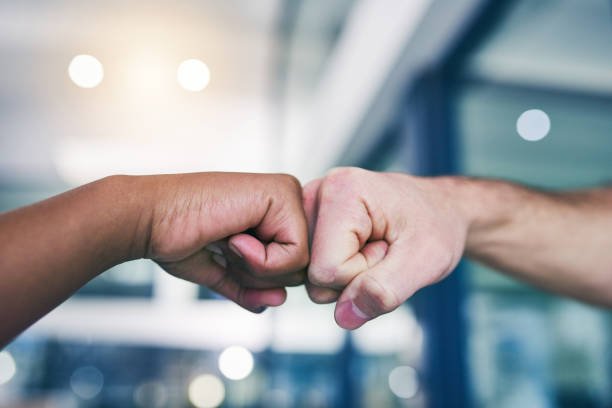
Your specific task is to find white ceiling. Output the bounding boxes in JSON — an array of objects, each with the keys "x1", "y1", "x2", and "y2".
[
  {"x1": 0, "y1": 0, "x2": 481, "y2": 188},
  {"x1": 0, "y1": 0, "x2": 284, "y2": 186}
]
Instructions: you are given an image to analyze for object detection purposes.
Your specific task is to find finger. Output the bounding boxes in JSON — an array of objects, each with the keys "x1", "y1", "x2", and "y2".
[
  {"x1": 228, "y1": 261, "x2": 307, "y2": 289},
  {"x1": 305, "y1": 281, "x2": 340, "y2": 304},
  {"x1": 210, "y1": 239, "x2": 307, "y2": 287},
  {"x1": 159, "y1": 250, "x2": 287, "y2": 312},
  {"x1": 213, "y1": 234, "x2": 306, "y2": 289},
  {"x1": 307, "y1": 181, "x2": 374, "y2": 287},
  {"x1": 228, "y1": 231, "x2": 308, "y2": 278},
  {"x1": 302, "y1": 178, "x2": 322, "y2": 244},
  {"x1": 306, "y1": 240, "x2": 388, "y2": 303},
  {"x1": 307, "y1": 175, "x2": 394, "y2": 289},
  {"x1": 361, "y1": 240, "x2": 389, "y2": 265},
  {"x1": 192, "y1": 252, "x2": 288, "y2": 309},
  {"x1": 312, "y1": 240, "x2": 390, "y2": 289},
  {"x1": 333, "y1": 243, "x2": 415, "y2": 330},
  {"x1": 244, "y1": 177, "x2": 310, "y2": 275},
  {"x1": 205, "y1": 242, "x2": 224, "y2": 256}
]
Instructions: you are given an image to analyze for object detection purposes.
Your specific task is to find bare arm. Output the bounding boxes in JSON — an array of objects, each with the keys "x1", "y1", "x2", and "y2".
[
  {"x1": 454, "y1": 177, "x2": 612, "y2": 306},
  {"x1": 0, "y1": 173, "x2": 309, "y2": 347},
  {"x1": 303, "y1": 167, "x2": 612, "y2": 330},
  {"x1": 0, "y1": 177, "x2": 144, "y2": 346}
]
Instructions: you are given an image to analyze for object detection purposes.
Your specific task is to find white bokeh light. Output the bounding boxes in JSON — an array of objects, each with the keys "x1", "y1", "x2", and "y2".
[
  {"x1": 516, "y1": 109, "x2": 551, "y2": 141},
  {"x1": 0, "y1": 351, "x2": 17, "y2": 385},
  {"x1": 188, "y1": 374, "x2": 225, "y2": 408},
  {"x1": 218, "y1": 346, "x2": 254, "y2": 380},
  {"x1": 388, "y1": 365, "x2": 419, "y2": 399},
  {"x1": 70, "y1": 366, "x2": 104, "y2": 400},
  {"x1": 177, "y1": 59, "x2": 210, "y2": 91},
  {"x1": 68, "y1": 55, "x2": 104, "y2": 88}
]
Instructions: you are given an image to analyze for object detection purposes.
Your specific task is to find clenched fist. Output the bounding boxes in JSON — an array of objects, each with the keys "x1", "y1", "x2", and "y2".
[
  {"x1": 145, "y1": 172, "x2": 310, "y2": 313},
  {"x1": 303, "y1": 167, "x2": 468, "y2": 330}
]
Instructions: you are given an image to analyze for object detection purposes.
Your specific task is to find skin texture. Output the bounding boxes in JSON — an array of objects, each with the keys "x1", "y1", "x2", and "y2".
[
  {"x1": 304, "y1": 167, "x2": 612, "y2": 330},
  {"x1": 0, "y1": 173, "x2": 309, "y2": 348}
]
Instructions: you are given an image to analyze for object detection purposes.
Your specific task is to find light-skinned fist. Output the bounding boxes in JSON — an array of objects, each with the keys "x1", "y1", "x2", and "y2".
[{"x1": 303, "y1": 167, "x2": 468, "y2": 329}]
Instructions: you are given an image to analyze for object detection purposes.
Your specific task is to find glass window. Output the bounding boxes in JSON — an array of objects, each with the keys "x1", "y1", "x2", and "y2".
[{"x1": 453, "y1": 1, "x2": 612, "y2": 406}]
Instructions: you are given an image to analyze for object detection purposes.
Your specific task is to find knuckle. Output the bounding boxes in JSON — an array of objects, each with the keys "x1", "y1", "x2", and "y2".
[
  {"x1": 360, "y1": 274, "x2": 400, "y2": 314},
  {"x1": 306, "y1": 285, "x2": 323, "y2": 303},
  {"x1": 276, "y1": 173, "x2": 302, "y2": 193},
  {"x1": 320, "y1": 167, "x2": 365, "y2": 200},
  {"x1": 325, "y1": 166, "x2": 362, "y2": 180},
  {"x1": 308, "y1": 264, "x2": 336, "y2": 287},
  {"x1": 308, "y1": 288, "x2": 338, "y2": 304},
  {"x1": 310, "y1": 296, "x2": 329, "y2": 305}
]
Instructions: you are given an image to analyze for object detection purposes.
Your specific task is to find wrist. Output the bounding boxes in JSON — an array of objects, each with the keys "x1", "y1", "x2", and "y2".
[
  {"x1": 100, "y1": 175, "x2": 156, "y2": 262},
  {"x1": 433, "y1": 175, "x2": 479, "y2": 225},
  {"x1": 436, "y1": 176, "x2": 517, "y2": 256}
]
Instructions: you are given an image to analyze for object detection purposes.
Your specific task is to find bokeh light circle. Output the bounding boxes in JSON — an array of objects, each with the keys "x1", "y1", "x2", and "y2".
[
  {"x1": 133, "y1": 380, "x2": 167, "y2": 408},
  {"x1": 516, "y1": 109, "x2": 550, "y2": 141},
  {"x1": 70, "y1": 366, "x2": 104, "y2": 400},
  {"x1": 68, "y1": 55, "x2": 104, "y2": 88},
  {"x1": 388, "y1": 365, "x2": 419, "y2": 399},
  {"x1": 0, "y1": 351, "x2": 16, "y2": 385},
  {"x1": 188, "y1": 374, "x2": 225, "y2": 408},
  {"x1": 177, "y1": 59, "x2": 210, "y2": 91},
  {"x1": 218, "y1": 346, "x2": 254, "y2": 380}
]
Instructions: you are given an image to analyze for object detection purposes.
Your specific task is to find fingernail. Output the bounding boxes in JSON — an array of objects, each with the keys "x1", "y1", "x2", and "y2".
[
  {"x1": 351, "y1": 301, "x2": 369, "y2": 319},
  {"x1": 205, "y1": 243, "x2": 223, "y2": 256},
  {"x1": 254, "y1": 306, "x2": 268, "y2": 314},
  {"x1": 229, "y1": 243, "x2": 243, "y2": 259},
  {"x1": 212, "y1": 253, "x2": 227, "y2": 268},
  {"x1": 335, "y1": 300, "x2": 370, "y2": 330}
]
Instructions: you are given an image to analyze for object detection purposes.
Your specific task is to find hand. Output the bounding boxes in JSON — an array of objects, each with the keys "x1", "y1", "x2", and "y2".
[
  {"x1": 140, "y1": 172, "x2": 309, "y2": 313},
  {"x1": 303, "y1": 167, "x2": 468, "y2": 329}
]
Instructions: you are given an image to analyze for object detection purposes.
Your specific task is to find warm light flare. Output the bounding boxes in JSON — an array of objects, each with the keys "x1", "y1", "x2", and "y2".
[
  {"x1": 177, "y1": 59, "x2": 210, "y2": 91},
  {"x1": 68, "y1": 55, "x2": 104, "y2": 88}
]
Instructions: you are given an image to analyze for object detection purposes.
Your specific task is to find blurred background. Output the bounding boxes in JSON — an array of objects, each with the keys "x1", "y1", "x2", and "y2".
[{"x1": 0, "y1": 0, "x2": 611, "y2": 407}]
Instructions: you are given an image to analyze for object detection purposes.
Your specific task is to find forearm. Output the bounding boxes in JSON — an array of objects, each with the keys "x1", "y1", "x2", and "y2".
[
  {"x1": 0, "y1": 176, "x2": 149, "y2": 346},
  {"x1": 445, "y1": 176, "x2": 612, "y2": 306}
]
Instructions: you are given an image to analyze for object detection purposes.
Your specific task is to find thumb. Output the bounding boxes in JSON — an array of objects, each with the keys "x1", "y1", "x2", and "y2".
[
  {"x1": 333, "y1": 242, "x2": 417, "y2": 330},
  {"x1": 228, "y1": 232, "x2": 307, "y2": 278}
]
